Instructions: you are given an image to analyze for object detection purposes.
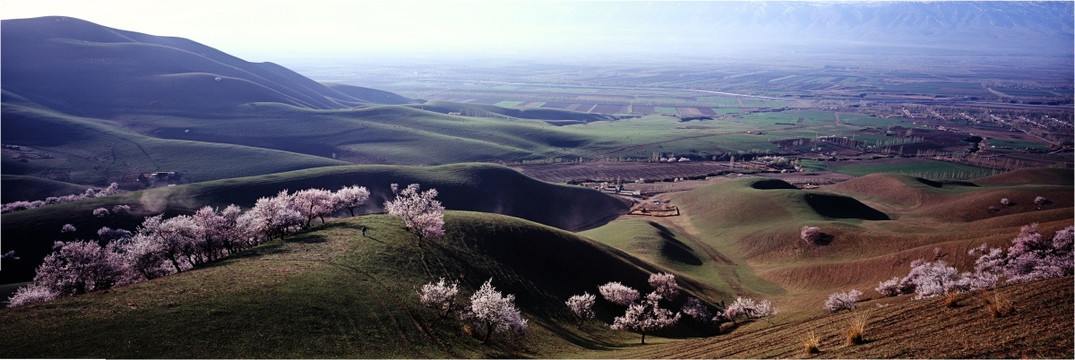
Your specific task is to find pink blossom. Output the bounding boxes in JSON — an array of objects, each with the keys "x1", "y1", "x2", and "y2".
[
  {"x1": 384, "y1": 184, "x2": 445, "y2": 243},
  {"x1": 335, "y1": 185, "x2": 370, "y2": 216},
  {"x1": 801, "y1": 226, "x2": 822, "y2": 244},
  {"x1": 648, "y1": 272, "x2": 679, "y2": 300},
  {"x1": 598, "y1": 281, "x2": 639, "y2": 306},
  {"x1": 565, "y1": 292, "x2": 596, "y2": 327},
  {"x1": 824, "y1": 289, "x2": 862, "y2": 312},
  {"x1": 418, "y1": 278, "x2": 459, "y2": 319},
  {"x1": 461, "y1": 279, "x2": 527, "y2": 343},
  {"x1": 610, "y1": 292, "x2": 681, "y2": 344}
]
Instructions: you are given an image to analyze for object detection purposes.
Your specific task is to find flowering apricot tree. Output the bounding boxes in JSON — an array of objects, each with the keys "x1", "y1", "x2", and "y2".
[{"x1": 384, "y1": 184, "x2": 445, "y2": 244}]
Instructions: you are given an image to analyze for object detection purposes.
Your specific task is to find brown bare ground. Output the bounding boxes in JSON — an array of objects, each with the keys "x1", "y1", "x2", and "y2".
[{"x1": 584, "y1": 276, "x2": 1073, "y2": 359}]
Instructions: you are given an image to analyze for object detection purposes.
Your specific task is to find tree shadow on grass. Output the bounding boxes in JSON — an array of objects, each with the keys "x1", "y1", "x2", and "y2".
[{"x1": 815, "y1": 233, "x2": 835, "y2": 246}]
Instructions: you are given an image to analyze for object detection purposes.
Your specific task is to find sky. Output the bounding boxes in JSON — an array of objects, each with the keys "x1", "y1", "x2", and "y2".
[
  {"x1": 2, "y1": 0, "x2": 1072, "y2": 64},
  {"x1": 0, "y1": 0, "x2": 645, "y2": 61}
]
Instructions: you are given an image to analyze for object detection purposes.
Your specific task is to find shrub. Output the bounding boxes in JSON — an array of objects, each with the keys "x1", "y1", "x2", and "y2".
[
  {"x1": 899, "y1": 259, "x2": 962, "y2": 299},
  {"x1": 112, "y1": 204, "x2": 132, "y2": 215},
  {"x1": 6, "y1": 284, "x2": 59, "y2": 307},
  {"x1": 724, "y1": 296, "x2": 777, "y2": 324},
  {"x1": 801, "y1": 226, "x2": 822, "y2": 244},
  {"x1": 875, "y1": 277, "x2": 900, "y2": 297},
  {"x1": 824, "y1": 289, "x2": 862, "y2": 313},
  {"x1": 92, "y1": 207, "x2": 110, "y2": 218},
  {"x1": 1034, "y1": 196, "x2": 1047, "y2": 209},
  {"x1": 60, "y1": 223, "x2": 77, "y2": 233}
]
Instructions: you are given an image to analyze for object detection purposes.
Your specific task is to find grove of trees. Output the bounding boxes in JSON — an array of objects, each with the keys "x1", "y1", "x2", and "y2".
[
  {"x1": 875, "y1": 223, "x2": 1073, "y2": 299},
  {"x1": 8, "y1": 184, "x2": 377, "y2": 307}
]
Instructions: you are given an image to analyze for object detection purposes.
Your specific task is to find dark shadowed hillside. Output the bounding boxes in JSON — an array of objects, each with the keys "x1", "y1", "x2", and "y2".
[{"x1": 0, "y1": 163, "x2": 629, "y2": 283}]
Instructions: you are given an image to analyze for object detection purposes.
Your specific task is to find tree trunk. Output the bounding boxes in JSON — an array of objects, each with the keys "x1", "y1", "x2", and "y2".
[
  {"x1": 168, "y1": 256, "x2": 182, "y2": 274},
  {"x1": 482, "y1": 321, "x2": 493, "y2": 344},
  {"x1": 641, "y1": 331, "x2": 646, "y2": 344},
  {"x1": 348, "y1": 207, "x2": 356, "y2": 217}
]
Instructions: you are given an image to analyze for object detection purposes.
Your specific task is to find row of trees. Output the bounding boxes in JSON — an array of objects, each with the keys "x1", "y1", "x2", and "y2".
[
  {"x1": 7, "y1": 185, "x2": 374, "y2": 307},
  {"x1": 568, "y1": 273, "x2": 777, "y2": 344},
  {"x1": 819, "y1": 223, "x2": 1072, "y2": 314},
  {"x1": 2, "y1": 183, "x2": 121, "y2": 213},
  {"x1": 417, "y1": 272, "x2": 780, "y2": 346},
  {"x1": 857, "y1": 223, "x2": 1074, "y2": 304}
]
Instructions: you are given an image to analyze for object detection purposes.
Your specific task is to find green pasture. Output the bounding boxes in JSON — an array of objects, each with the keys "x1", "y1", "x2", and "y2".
[{"x1": 825, "y1": 160, "x2": 998, "y2": 180}]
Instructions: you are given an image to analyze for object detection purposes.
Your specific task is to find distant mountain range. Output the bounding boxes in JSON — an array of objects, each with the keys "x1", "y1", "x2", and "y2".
[{"x1": 1, "y1": 16, "x2": 412, "y2": 117}]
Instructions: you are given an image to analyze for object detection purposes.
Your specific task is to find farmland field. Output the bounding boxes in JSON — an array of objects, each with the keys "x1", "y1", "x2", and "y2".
[{"x1": 818, "y1": 158, "x2": 1001, "y2": 180}]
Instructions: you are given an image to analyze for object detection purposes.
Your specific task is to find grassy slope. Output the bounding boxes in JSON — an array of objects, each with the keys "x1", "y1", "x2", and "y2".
[
  {"x1": 574, "y1": 169, "x2": 1072, "y2": 358},
  {"x1": 0, "y1": 163, "x2": 629, "y2": 284},
  {"x1": 585, "y1": 276, "x2": 1073, "y2": 358},
  {"x1": 0, "y1": 212, "x2": 714, "y2": 358},
  {"x1": 125, "y1": 104, "x2": 595, "y2": 165},
  {"x1": 411, "y1": 101, "x2": 615, "y2": 124},
  {"x1": 0, "y1": 174, "x2": 88, "y2": 202},
  {"x1": 1, "y1": 101, "x2": 347, "y2": 187},
  {"x1": 582, "y1": 170, "x2": 1073, "y2": 314}
]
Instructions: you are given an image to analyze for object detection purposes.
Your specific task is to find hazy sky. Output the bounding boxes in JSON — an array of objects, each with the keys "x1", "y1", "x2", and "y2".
[
  {"x1": 3, "y1": 1, "x2": 1072, "y2": 63},
  {"x1": 0, "y1": 0, "x2": 654, "y2": 61}
]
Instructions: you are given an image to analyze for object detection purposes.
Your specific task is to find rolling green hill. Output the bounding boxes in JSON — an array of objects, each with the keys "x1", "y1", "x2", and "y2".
[
  {"x1": 125, "y1": 104, "x2": 595, "y2": 165},
  {"x1": 580, "y1": 169, "x2": 1072, "y2": 315},
  {"x1": 0, "y1": 212, "x2": 714, "y2": 358},
  {"x1": 412, "y1": 101, "x2": 615, "y2": 125},
  {"x1": 324, "y1": 83, "x2": 414, "y2": 105},
  {"x1": 0, "y1": 100, "x2": 348, "y2": 193},
  {"x1": 0, "y1": 163, "x2": 629, "y2": 283},
  {"x1": 0, "y1": 174, "x2": 88, "y2": 202},
  {"x1": 0, "y1": 16, "x2": 611, "y2": 187}
]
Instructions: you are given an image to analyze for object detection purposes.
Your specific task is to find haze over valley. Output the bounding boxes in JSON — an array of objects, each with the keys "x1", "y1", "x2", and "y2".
[{"x1": 1, "y1": 1, "x2": 1072, "y2": 358}]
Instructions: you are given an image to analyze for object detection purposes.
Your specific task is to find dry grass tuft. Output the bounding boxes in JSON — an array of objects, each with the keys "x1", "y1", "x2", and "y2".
[
  {"x1": 981, "y1": 291, "x2": 1013, "y2": 318},
  {"x1": 802, "y1": 331, "x2": 821, "y2": 355},
  {"x1": 943, "y1": 291, "x2": 962, "y2": 308},
  {"x1": 845, "y1": 311, "x2": 870, "y2": 346}
]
